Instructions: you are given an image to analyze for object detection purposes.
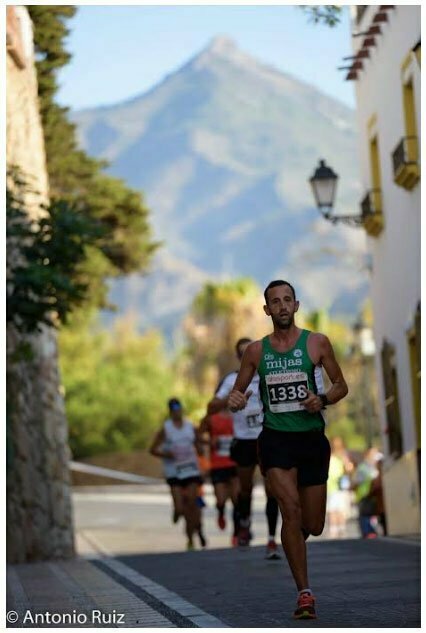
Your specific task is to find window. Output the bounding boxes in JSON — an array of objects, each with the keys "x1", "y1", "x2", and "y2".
[
  {"x1": 407, "y1": 303, "x2": 421, "y2": 449},
  {"x1": 392, "y1": 52, "x2": 421, "y2": 189},
  {"x1": 381, "y1": 340, "x2": 402, "y2": 457},
  {"x1": 403, "y1": 79, "x2": 417, "y2": 142},
  {"x1": 412, "y1": 40, "x2": 421, "y2": 67},
  {"x1": 361, "y1": 133, "x2": 384, "y2": 236}
]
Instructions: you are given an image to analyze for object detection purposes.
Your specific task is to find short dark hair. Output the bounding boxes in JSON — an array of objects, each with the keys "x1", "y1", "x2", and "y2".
[
  {"x1": 235, "y1": 337, "x2": 252, "y2": 356},
  {"x1": 264, "y1": 280, "x2": 296, "y2": 304}
]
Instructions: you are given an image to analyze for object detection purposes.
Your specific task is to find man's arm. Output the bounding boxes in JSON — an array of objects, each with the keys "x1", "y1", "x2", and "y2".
[
  {"x1": 207, "y1": 396, "x2": 228, "y2": 415},
  {"x1": 207, "y1": 373, "x2": 235, "y2": 415},
  {"x1": 198, "y1": 415, "x2": 211, "y2": 436},
  {"x1": 228, "y1": 341, "x2": 261, "y2": 412},
  {"x1": 149, "y1": 428, "x2": 173, "y2": 459},
  {"x1": 193, "y1": 425, "x2": 205, "y2": 457},
  {"x1": 303, "y1": 334, "x2": 348, "y2": 413}
]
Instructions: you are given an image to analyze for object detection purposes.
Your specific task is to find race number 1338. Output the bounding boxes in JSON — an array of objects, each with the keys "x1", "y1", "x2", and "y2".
[{"x1": 266, "y1": 372, "x2": 309, "y2": 413}]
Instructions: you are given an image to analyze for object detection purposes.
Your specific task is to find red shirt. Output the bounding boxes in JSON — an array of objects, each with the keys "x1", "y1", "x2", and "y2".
[{"x1": 209, "y1": 412, "x2": 236, "y2": 470}]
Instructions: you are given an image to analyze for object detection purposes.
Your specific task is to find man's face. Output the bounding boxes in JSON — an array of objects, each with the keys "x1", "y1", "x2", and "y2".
[
  {"x1": 263, "y1": 284, "x2": 299, "y2": 330},
  {"x1": 170, "y1": 406, "x2": 183, "y2": 422}
]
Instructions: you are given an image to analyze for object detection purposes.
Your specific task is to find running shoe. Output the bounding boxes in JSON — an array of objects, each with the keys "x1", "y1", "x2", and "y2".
[
  {"x1": 238, "y1": 525, "x2": 251, "y2": 548},
  {"x1": 198, "y1": 529, "x2": 207, "y2": 548},
  {"x1": 196, "y1": 496, "x2": 206, "y2": 508},
  {"x1": 293, "y1": 592, "x2": 316, "y2": 620},
  {"x1": 172, "y1": 509, "x2": 181, "y2": 524},
  {"x1": 265, "y1": 540, "x2": 281, "y2": 560},
  {"x1": 231, "y1": 535, "x2": 238, "y2": 547},
  {"x1": 186, "y1": 541, "x2": 194, "y2": 551},
  {"x1": 217, "y1": 513, "x2": 226, "y2": 531}
]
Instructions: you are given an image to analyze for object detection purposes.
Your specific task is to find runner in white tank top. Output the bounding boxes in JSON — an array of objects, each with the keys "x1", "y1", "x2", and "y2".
[
  {"x1": 150, "y1": 398, "x2": 206, "y2": 550},
  {"x1": 207, "y1": 338, "x2": 281, "y2": 558}
]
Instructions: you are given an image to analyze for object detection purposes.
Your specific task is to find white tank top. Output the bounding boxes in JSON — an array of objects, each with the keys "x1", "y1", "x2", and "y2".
[
  {"x1": 161, "y1": 436, "x2": 176, "y2": 479},
  {"x1": 164, "y1": 419, "x2": 200, "y2": 479},
  {"x1": 215, "y1": 371, "x2": 263, "y2": 440}
]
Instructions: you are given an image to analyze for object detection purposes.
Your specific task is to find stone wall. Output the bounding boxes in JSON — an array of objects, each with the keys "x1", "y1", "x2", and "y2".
[{"x1": 7, "y1": 6, "x2": 74, "y2": 562}]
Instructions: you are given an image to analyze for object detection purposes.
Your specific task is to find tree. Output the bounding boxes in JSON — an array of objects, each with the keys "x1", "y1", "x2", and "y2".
[
  {"x1": 27, "y1": 6, "x2": 158, "y2": 317},
  {"x1": 6, "y1": 169, "x2": 102, "y2": 336},
  {"x1": 300, "y1": 5, "x2": 343, "y2": 27},
  {"x1": 180, "y1": 278, "x2": 268, "y2": 392},
  {"x1": 59, "y1": 316, "x2": 176, "y2": 458}
]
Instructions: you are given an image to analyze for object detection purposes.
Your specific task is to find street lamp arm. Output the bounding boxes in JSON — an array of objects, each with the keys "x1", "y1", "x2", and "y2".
[
  {"x1": 320, "y1": 209, "x2": 363, "y2": 226},
  {"x1": 310, "y1": 160, "x2": 365, "y2": 228}
]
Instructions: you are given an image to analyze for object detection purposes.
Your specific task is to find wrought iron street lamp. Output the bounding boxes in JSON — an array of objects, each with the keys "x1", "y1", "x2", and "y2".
[{"x1": 309, "y1": 159, "x2": 364, "y2": 227}]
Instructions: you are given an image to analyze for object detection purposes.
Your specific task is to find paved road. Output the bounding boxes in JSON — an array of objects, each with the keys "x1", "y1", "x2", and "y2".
[
  {"x1": 73, "y1": 483, "x2": 359, "y2": 556},
  {"x1": 117, "y1": 539, "x2": 420, "y2": 628},
  {"x1": 72, "y1": 485, "x2": 420, "y2": 628}
]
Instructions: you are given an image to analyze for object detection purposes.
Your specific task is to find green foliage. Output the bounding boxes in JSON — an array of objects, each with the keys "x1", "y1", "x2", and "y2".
[
  {"x1": 27, "y1": 5, "x2": 158, "y2": 316},
  {"x1": 7, "y1": 171, "x2": 103, "y2": 333},
  {"x1": 59, "y1": 318, "x2": 178, "y2": 458},
  {"x1": 300, "y1": 5, "x2": 343, "y2": 27},
  {"x1": 327, "y1": 416, "x2": 367, "y2": 452},
  {"x1": 193, "y1": 277, "x2": 260, "y2": 320}
]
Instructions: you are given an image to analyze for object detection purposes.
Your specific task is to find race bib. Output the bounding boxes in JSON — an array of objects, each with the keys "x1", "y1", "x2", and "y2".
[
  {"x1": 244, "y1": 411, "x2": 262, "y2": 429},
  {"x1": 174, "y1": 444, "x2": 199, "y2": 479},
  {"x1": 266, "y1": 371, "x2": 309, "y2": 413},
  {"x1": 216, "y1": 435, "x2": 233, "y2": 457},
  {"x1": 176, "y1": 461, "x2": 199, "y2": 478}
]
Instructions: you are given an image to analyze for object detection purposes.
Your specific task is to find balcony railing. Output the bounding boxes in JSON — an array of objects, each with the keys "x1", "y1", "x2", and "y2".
[
  {"x1": 392, "y1": 136, "x2": 420, "y2": 190},
  {"x1": 360, "y1": 189, "x2": 384, "y2": 237},
  {"x1": 361, "y1": 189, "x2": 382, "y2": 218},
  {"x1": 392, "y1": 136, "x2": 418, "y2": 170}
]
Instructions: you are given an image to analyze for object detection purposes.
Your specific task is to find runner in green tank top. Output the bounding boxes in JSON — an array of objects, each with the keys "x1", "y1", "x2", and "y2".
[
  {"x1": 228, "y1": 280, "x2": 348, "y2": 620},
  {"x1": 259, "y1": 328, "x2": 325, "y2": 433}
]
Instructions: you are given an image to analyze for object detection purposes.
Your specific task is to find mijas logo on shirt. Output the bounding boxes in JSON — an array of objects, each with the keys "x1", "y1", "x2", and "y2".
[{"x1": 264, "y1": 349, "x2": 303, "y2": 370}]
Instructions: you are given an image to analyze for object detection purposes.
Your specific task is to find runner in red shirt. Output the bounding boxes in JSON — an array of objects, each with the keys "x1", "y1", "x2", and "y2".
[{"x1": 200, "y1": 410, "x2": 240, "y2": 543}]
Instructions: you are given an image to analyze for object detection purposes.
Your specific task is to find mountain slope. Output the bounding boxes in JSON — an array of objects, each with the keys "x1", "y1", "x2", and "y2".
[{"x1": 72, "y1": 36, "x2": 367, "y2": 336}]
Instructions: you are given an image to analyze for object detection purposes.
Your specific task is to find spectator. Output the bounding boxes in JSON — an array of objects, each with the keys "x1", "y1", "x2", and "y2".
[
  {"x1": 326, "y1": 436, "x2": 354, "y2": 538},
  {"x1": 368, "y1": 458, "x2": 387, "y2": 536},
  {"x1": 353, "y1": 447, "x2": 381, "y2": 538}
]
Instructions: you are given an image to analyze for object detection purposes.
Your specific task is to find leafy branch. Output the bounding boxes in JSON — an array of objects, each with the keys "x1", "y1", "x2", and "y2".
[
  {"x1": 300, "y1": 5, "x2": 343, "y2": 27},
  {"x1": 7, "y1": 169, "x2": 103, "y2": 333}
]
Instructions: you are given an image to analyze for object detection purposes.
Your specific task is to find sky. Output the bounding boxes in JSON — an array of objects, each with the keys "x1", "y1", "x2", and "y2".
[{"x1": 57, "y1": 5, "x2": 357, "y2": 112}]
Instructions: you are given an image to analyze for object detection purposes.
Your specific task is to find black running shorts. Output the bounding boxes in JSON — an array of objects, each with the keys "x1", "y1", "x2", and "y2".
[
  {"x1": 230, "y1": 438, "x2": 258, "y2": 468},
  {"x1": 257, "y1": 426, "x2": 330, "y2": 487},
  {"x1": 210, "y1": 466, "x2": 238, "y2": 485},
  {"x1": 176, "y1": 475, "x2": 202, "y2": 488}
]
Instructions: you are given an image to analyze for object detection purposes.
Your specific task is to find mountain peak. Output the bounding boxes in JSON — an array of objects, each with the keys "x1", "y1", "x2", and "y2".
[
  {"x1": 191, "y1": 35, "x2": 252, "y2": 71},
  {"x1": 207, "y1": 36, "x2": 238, "y2": 56}
]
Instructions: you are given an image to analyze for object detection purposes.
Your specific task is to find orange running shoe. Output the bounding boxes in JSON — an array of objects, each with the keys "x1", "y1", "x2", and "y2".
[
  {"x1": 293, "y1": 592, "x2": 317, "y2": 620},
  {"x1": 265, "y1": 540, "x2": 281, "y2": 560},
  {"x1": 238, "y1": 525, "x2": 250, "y2": 548},
  {"x1": 218, "y1": 513, "x2": 226, "y2": 530}
]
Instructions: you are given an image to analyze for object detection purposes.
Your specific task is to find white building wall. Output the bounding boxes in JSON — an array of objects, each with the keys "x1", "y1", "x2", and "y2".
[{"x1": 352, "y1": 6, "x2": 420, "y2": 455}]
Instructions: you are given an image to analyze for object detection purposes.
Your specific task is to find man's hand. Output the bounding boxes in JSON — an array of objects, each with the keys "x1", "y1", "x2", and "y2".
[
  {"x1": 301, "y1": 390, "x2": 324, "y2": 414},
  {"x1": 228, "y1": 389, "x2": 253, "y2": 412},
  {"x1": 162, "y1": 450, "x2": 175, "y2": 459}
]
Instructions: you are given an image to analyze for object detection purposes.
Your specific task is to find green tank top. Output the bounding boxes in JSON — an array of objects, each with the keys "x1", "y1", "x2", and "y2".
[{"x1": 258, "y1": 329, "x2": 325, "y2": 432}]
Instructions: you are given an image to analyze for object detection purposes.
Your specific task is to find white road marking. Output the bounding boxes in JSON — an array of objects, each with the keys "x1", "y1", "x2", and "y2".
[{"x1": 80, "y1": 530, "x2": 230, "y2": 628}]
